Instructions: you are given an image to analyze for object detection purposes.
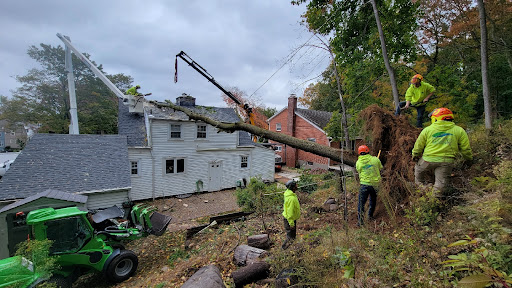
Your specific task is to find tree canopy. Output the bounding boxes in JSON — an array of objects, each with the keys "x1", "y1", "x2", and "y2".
[{"x1": 0, "y1": 43, "x2": 133, "y2": 134}]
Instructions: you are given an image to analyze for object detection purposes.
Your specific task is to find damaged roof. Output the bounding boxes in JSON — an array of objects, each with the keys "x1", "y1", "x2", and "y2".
[{"x1": 0, "y1": 134, "x2": 131, "y2": 201}]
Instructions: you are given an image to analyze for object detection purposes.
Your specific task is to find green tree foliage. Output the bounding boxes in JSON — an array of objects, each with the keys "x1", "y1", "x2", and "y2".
[{"x1": 0, "y1": 44, "x2": 133, "y2": 134}]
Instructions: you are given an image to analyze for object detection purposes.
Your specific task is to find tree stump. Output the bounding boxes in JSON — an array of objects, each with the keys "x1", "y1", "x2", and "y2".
[
  {"x1": 231, "y1": 261, "x2": 270, "y2": 288},
  {"x1": 247, "y1": 234, "x2": 271, "y2": 249},
  {"x1": 181, "y1": 265, "x2": 225, "y2": 288},
  {"x1": 234, "y1": 245, "x2": 267, "y2": 266}
]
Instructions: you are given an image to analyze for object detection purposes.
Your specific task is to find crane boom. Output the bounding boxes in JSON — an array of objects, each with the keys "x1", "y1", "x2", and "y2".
[
  {"x1": 56, "y1": 33, "x2": 144, "y2": 114},
  {"x1": 175, "y1": 51, "x2": 256, "y2": 142}
]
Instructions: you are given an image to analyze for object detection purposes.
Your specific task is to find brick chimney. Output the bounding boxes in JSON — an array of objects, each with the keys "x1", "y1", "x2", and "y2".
[
  {"x1": 286, "y1": 94, "x2": 298, "y2": 167},
  {"x1": 176, "y1": 93, "x2": 196, "y2": 107}
]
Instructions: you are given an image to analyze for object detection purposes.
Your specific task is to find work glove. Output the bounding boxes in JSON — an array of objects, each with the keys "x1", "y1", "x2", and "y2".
[{"x1": 412, "y1": 155, "x2": 420, "y2": 162}]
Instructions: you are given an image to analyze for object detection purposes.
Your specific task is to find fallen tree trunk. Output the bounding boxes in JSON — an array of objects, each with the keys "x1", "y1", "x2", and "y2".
[
  {"x1": 181, "y1": 265, "x2": 226, "y2": 288},
  {"x1": 231, "y1": 261, "x2": 270, "y2": 288},
  {"x1": 150, "y1": 101, "x2": 357, "y2": 166}
]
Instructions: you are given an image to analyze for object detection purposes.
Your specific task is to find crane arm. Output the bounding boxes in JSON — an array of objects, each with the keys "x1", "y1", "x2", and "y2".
[
  {"x1": 57, "y1": 33, "x2": 126, "y2": 100},
  {"x1": 175, "y1": 51, "x2": 252, "y2": 115}
]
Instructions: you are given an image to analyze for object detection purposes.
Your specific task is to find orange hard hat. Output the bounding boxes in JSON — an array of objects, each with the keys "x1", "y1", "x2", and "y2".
[
  {"x1": 430, "y1": 107, "x2": 454, "y2": 123},
  {"x1": 411, "y1": 74, "x2": 423, "y2": 84},
  {"x1": 358, "y1": 145, "x2": 370, "y2": 155}
]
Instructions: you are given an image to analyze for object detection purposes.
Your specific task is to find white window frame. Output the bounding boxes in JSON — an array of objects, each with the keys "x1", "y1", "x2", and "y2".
[
  {"x1": 240, "y1": 155, "x2": 249, "y2": 168},
  {"x1": 275, "y1": 146, "x2": 282, "y2": 152},
  {"x1": 164, "y1": 158, "x2": 186, "y2": 174},
  {"x1": 130, "y1": 160, "x2": 139, "y2": 176},
  {"x1": 169, "y1": 124, "x2": 182, "y2": 139},
  {"x1": 276, "y1": 123, "x2": 281, "y2": 131},
  {"x1": 196, "y1": 124, "x2": 207, "y2": 139},
  {"x1": 307, "y1": 138, "x2": 316, "y2": 142}
]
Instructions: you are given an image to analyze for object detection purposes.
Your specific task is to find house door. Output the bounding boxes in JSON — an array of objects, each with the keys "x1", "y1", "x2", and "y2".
[{"x1": 208, "y1": 161, "x2": 222, "y2": 192}]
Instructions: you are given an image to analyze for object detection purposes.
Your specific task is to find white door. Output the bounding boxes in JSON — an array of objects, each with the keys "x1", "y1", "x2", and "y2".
[{"x1": 208, "y1": 161, "x2": 222, "y2": 192}]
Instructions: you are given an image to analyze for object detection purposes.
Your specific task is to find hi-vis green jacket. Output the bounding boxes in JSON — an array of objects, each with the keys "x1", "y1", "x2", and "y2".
[
  {"x1": 405, "y1": 82, "x2": 435, "y2": 105},
  {"x1": 412, "y1": 120, "x2": 473, "y2": 163},
  {"x1": 356, "y1": 154, "x2": 383, "y2": 187},
  {"x1": 282, "y1": 189, "x2": 300, "y2": 227}
]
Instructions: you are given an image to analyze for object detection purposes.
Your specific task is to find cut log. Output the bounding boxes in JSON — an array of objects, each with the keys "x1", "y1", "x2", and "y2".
[
  {"x1": 181, "y1": 265, "x2": 226, "y2": 288},
  {"x1": 231, "y1": 261, "x2": 270, "y2": 288},
  {"x1": 247, "y1": 234, "x2": 270, "y2": 249},
  {"x1": 234, "y1": 245, "x2": 267, "y2": 266}
]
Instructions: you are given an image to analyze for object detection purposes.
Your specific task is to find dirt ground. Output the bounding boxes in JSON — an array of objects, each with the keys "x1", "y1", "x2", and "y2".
[{"x1": 146, "y1": 189, "x2": 241, "y2": 232}]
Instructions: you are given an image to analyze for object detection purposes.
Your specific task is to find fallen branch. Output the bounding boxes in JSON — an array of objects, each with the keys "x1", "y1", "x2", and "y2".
[{"x1": 149, "y1": 100, "x2": 357, "y2": 166}]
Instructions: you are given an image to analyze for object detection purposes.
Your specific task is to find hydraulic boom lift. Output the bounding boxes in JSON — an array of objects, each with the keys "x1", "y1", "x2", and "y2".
[
  {"x1": 175, "y1": 51, "x2": 257, "y2": 141},
  {"x1": 56, "y1": 33, "x2": 146, "y2": 135}
]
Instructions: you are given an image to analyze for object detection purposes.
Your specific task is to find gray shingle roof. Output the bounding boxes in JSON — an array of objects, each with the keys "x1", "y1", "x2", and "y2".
[
  {"x1": 296, "y1": 108, "x2": 333, "y2": 131},
  {"x1": 0, "y1": 189, "x2": 88, "y2": 213},
  {"x1": 148, "y1": 102, "x2": 241, "y2": 123},
  {"x1": 0, "y1": 134, "x2": 131, "y2": 201}
]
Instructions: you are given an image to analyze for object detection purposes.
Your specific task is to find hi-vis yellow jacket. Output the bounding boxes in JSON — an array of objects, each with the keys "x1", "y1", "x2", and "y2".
[
  {"x1": 356, "y1": 154, "x2": 383, "y2": 187},
  {"x1": 282, "y1": 189, "x2": 300, "y2": 227},
  {"x1": 412, "y1": 120, "x2": 473, "y2": 163}
]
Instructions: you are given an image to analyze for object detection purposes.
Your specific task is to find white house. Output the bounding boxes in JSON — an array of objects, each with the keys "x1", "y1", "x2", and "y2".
[{"x1": 118, "y1": 94, "x2": 275, "y2": 200}]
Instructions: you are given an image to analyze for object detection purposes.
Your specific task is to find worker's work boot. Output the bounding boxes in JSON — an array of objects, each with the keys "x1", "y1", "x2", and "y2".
[{"x1": 282, "y1": 238, "x2": 294, "y2": 250}]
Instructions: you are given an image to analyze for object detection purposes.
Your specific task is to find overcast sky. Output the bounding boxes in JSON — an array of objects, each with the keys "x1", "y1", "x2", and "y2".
[{"x1": 0, "y1": 1, "x2": 331, "y2": 110}]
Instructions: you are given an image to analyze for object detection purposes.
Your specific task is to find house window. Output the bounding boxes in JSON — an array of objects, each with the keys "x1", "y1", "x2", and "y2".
[
  {"x1": 307, "y1": 161, "x2": 314, "y2": 165},
  {"x1": 307, "y1": 138, "x2": 316, "y2": 142},
  {"x1": 130, "y1": 161, "x2": 139, "y2": 175},
  {"x1": 197, "y1": 124, "x2": 207, "y2": 139},
  {"x1": 241, "y1": 156, "x2": 248, "y2": 168},
  {"x1": 169, "y1": 124, "x2": 181, "y2": 139},
  {"x1": 276, "y1": 123, "x2": 281, "y2": 131},
  {"x1": 166, "y1": 158, "x2": 185, "y2": 174},
  {"x1": 275, "y1": 146, "x2": 282, "y2": 151}
]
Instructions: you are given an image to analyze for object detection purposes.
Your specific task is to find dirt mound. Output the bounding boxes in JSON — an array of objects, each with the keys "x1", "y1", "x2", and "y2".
[{"x1": 359, "y1": 104, "x2": 421, "y2": 203}]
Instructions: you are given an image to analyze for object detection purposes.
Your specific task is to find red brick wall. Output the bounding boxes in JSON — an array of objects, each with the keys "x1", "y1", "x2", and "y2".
[
  {"x1": 295, "y1": 116, "x2": 330, "y2": 166},
  {"x1": 268, "y1": 108, "x2": 333, "y2": 168}
]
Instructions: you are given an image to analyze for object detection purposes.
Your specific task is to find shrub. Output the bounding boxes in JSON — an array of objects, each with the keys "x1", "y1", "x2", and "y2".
[{"x1": 405, "y1": 188, "x2": 441, "y2": 226}]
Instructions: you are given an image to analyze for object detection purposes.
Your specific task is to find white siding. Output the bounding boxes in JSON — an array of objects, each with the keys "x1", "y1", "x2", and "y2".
[
  {"x1": 128, "y1": 148, "x2": 153, "y2": 201},
  {"x1": 130, "y1": 119, "x2": 275, "y2": 200},
  {"x1": 85, "y1": 190, "x2": 129, "y2": 210}
]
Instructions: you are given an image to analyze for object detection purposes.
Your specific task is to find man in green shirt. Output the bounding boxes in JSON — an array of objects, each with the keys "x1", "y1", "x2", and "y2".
[
  {"x1": 126, "y1": 85, "x2": 142, "y2": 96},
  {"x1": 395, "y1": 74, "x2": 436, "y2": 128},
  {"x1": 282, "y1": 180, "x2": 300, "y2": 249},
  {"x1": 412, "y1": 108, "x2": 473, "y2": 193},
  {"x1": 356, "y1": 145, "x2": 383, "y2": 226}
]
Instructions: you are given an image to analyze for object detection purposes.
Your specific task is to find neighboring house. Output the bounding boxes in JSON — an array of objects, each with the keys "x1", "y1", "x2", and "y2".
[
  {"x1": 0, "y1": 120, "x2": 27, "y2": 152},
  {"x1": 118, "y1": 94, "x2": 275, "y2": 200},
  {"x1": 0, "y1": 134, "x2": 131, "y2": 211},
  {"x1": 267, "y1": 94, "x2": 361, "y2": 170},
  {"x1": 0, "y1": 190, "x2": 88, "y2": 259}
]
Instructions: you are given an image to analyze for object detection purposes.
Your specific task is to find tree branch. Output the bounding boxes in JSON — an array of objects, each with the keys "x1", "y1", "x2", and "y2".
[{"x1": 150, "y1": 100, "x2": 357, "y2": 166}]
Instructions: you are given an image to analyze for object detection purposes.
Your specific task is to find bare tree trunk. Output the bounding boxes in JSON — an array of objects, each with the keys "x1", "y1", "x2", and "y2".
[
  {"x1": 150, "y1": 101, "x2": 358, "y2": 166},
  {"x1": 329, "y1": 48, "x2": 351, "y2": 149},
  {"x1": 370, "y1": 0, "x2": 400, "y2": 111},
  {"x1": 477, "y1": 0, "x2": 492, "y2": 129}
]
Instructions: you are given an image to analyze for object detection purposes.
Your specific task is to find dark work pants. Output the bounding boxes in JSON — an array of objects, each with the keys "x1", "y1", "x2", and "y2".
[
  {"x1": 358, "y1": 184, "x2": 377, "y2": 225},
  {"x1": 395, "y1": 101, "x2": 427, "y2": 128},
  {"x1": 283, "y1": 217, "x2": 296, "y2": 240}
]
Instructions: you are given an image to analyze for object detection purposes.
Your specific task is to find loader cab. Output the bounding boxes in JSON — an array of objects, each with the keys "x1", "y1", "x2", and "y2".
[{"x1": 27, "y1": 207, "x2": 94, "y2": 254}]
